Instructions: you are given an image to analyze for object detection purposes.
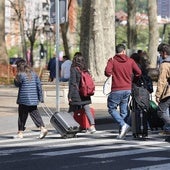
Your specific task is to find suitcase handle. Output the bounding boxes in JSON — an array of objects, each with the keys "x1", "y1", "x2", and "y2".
[{"x1": 41, "y1": 103, "x2": 53, "y2": 118}]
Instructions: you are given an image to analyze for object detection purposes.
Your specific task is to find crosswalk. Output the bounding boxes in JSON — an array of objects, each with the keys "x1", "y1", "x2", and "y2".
[{"x1": 0, "y1": 129, "x2": 170, "y2": 169}]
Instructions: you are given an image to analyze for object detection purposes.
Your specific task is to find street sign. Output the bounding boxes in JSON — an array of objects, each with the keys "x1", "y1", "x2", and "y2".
[{"x1": 50, "y1": 0, "x2": 68, "y2": 24}]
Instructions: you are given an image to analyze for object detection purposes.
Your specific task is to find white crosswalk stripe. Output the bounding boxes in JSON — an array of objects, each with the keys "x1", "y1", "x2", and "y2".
[
  {"x1": 0, "y1": 129, "x2": 170, "y2": 170},
  {"x1": 0, "y1": 130, "x2": 169, "y2": 157}
]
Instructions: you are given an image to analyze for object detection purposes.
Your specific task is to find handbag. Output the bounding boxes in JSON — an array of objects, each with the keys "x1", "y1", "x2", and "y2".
[{"x1": 103, "y1": 75, "x2": 112, "y2": 95}]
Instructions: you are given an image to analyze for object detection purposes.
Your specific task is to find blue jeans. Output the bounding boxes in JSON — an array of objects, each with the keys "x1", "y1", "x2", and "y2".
[
  {"x1": 60, "y1": 77, "x2": 69, "y2": 82},
  {"x1": 158, "y1": 97, "x2": 170, "y2": 131},
  {"x1": 107, "y1": 90, "x2": 131, "y2": 127}
]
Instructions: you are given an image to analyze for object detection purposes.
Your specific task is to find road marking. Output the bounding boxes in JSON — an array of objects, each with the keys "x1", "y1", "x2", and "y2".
[
  {"x1": 32, "y1": 141, "x2": 170, "y2": 157},
  {"x1": 0, "y1": 131, "x2": 122, "y2": 156},
  {"x1": 132, "y1": 157, "x2": 170, "y2": 161},
  {"x1": 32, "y1": 144, "x2": 136, "y2": 156},
  {"x1": 0, "y1": 130, "x2": 169, "y2": 158},
  {"x1": 81, "y1": 146, "x2": 170, "y2": 159},
  {"x1": 125, "y1": 163, "x2": 170, "y2": 170}
]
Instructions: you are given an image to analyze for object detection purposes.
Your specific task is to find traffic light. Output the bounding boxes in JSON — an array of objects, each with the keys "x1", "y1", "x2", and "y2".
[{"x1": 40, "y1": 44, "x2": 45, "y2": 59}]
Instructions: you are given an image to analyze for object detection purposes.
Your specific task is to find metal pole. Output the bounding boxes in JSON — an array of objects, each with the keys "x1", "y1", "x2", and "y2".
[{"x1": 55, "y1": 0, "x2": 60, "y2": 112}]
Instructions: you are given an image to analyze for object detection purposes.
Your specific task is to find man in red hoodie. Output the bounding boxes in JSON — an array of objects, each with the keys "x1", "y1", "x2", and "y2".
[{"x1": 105, "y1": 44, "x2": 142, "y2": 139}]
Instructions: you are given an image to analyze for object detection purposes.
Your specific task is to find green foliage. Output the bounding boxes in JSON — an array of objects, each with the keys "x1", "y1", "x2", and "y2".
[
  {"x1": 115, "y1": 0, "x2": 127, "y2": 12},
  {"x1": 115, "y1": 25, "x2": 127, "y2": 44},
  {"x1": 7, "y1": 46, "x2": 20, "y2": 58},
  {"x1": 115, "y1": 0, "x2": 148, "y2": 13},
  {"x1": 137, "y1": 0, "x2": 148, "y2": 13},
  {"x1": 161, "y1": 24, "x2": 170, "y2": 44},
  {"x1": 137, "y1": 26, "x2": 149, "y2": 51},
  {"x1": 116, "y1": 25, "x2": 149, "y2": 51}
]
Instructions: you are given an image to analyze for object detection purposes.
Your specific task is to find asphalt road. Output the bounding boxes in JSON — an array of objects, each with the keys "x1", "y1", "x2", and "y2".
[
  {"x1": 0, "y1": 86, "x2": 170, "y2": 170},
  {"x1": 0, "y1": 123, "x2": 170, "y2": 170}
]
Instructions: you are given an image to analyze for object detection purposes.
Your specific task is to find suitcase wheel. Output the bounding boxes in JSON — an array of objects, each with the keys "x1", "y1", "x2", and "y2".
[
  {"x1": 133, "y1": 133, "x2": 147, "y2": 139},
  {"x1": 62, "y1": 134, "x2": 77, "y2": 139},
  {"x1": 133, "y1": 134, "x2": 138, "y2": 138}
]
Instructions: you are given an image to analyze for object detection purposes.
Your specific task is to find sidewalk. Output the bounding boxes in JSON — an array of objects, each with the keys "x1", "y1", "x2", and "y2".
[{"x1": 0, "y1": 86, "x2": 112, "y2": 135}]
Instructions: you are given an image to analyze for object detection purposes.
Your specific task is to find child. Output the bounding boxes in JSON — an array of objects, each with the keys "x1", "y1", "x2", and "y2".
[{"x1": 14, "y1": 59, "x2": 48, "y2": 139}]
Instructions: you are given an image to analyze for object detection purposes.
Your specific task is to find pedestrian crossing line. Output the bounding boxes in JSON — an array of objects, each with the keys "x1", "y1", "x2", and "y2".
[
  {"x1": 0, "y1": 132, "x2": 124, "y2": 156},
  {"x1": 0, "y1": 129, "x2": 113, "y2": 141},
  {"x1": 125, "y1": 163, "x2": 170, "y2": 170},
  {"x1": 0, "y1": 130, "x2": 113, "y2": 146},
  {"x1": 0, "y1": 135, "x2": 163, "y2": 157},
  {"x1": 0, "y1": 139, "x2": 118, "y2": 156},
  {"x1": 32, "y1": 141, "x2": 169, "y2": 157},
  {"x1": 32, "y1": 144, "x2": 137, "y2": 157},
  {"x1": 0, "y1": 130, "x2": 169, "y2": 157},
  {"x1": 0, "y1": 130, "x2": 165, "y2": 149},
  {"x1": 81, "y1": 146, "x2": 170, "y2": 159},
  {"x1": 33, "y1": 140, "x2": 170, "y2": 158}
]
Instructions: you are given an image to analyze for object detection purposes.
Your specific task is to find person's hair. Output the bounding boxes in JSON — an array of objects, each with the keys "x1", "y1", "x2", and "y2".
[
  {"x1": 16, "y1": 59, "x2": 26, "y2": 68},
  {"x1": 16, "y1": 59, "x2": 32, "y2": 80},
  {"x1": 137, "y1": 50, "x2": 143, "y2": 54},
  {"x1": 16, "y1": 59, "x2": 27, "y2": 72},
  {"x1": 116, "y1": 44, "x2": 126, "y2": 53},
  {"x1": 24, "y1": 65, "x2": 32, "y2": 80},
  {"x1": 71, "y1": 53, "x2": 87, "y2": 71},
  {"x1": 157, "y1": 43, "x2": 170, "y2": 55},
  {"x1": 74, "y1": 52, "x2": 82, "y2": 57},
  {"x1": 130, "y1": 53, "x2": 140, "y2": 64},
  {"x1": 63, "y1": 55, "x2": 70, "y2": 60}
]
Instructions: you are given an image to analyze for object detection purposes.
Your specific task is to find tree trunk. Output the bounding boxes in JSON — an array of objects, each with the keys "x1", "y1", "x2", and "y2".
[
  {"x1": 127, "y1": 0, "x2": 137, "y2": 53},
  {"x1": 0, "y1": 0, "x2": 8, "y2": 64},
  {"x1": 148, "y1": 0, "x2": 159, "y2": 68},
  {"x1": 60, "y1": 23, "x2": 70, "y2": 57},
  {"x1": 80, "y1": 0, "x2": 115, "y2": 82},
  {"x1": 18, "y1": 0, "x2": 27, "y2": 60}
]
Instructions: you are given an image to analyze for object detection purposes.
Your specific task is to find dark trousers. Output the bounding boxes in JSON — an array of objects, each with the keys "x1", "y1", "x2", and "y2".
[
  {"x1": 158, "y1": 97, "x2": 170, "y2": 131},
  {"x1": 18, "y1": 104, "x2": 44, "y2": 131}
]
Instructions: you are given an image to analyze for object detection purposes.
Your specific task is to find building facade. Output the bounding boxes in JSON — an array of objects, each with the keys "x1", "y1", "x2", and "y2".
[
  {"x1": 157, "y1": 0, "x2": 170, "y2": 19},
  {"x1": 5, "y1": 0, "x2": 49, "y2": 52}
]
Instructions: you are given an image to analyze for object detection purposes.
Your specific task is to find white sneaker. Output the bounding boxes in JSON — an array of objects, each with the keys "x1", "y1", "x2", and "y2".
[
  {"x1": 14, "y1": 132, "x2": 23, "y2": 139},
  {"x1": 39, "y1": 128, "x2": 48, "y2": 139},
  {"x1": 88, "y1": 126, "x2": 96, "y2": 134},
  {"x1": 118, "y1": 123, "x2": 130, "y2": 139}
]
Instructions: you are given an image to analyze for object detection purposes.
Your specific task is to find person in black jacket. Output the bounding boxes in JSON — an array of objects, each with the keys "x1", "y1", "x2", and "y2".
[{"x1": 68, "y1": 52, "x2": 96, "y2": 133}]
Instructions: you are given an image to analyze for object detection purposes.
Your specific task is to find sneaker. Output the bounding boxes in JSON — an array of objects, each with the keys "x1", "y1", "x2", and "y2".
[
  {"x1": 88, "y1": 126, "x2": 96, "y2": 134},
  {"x1": 14, "y1": 132, "x2": 23, "y2": 139},
  {"x1": 118, "y1": 123, "x2": 130, "y2": 139},
  {"x1": 39, "y1": 128, "x2": 48, "y2": 139},
  {"x1": 159, "y1": 131, "x2": 170, "y2": 136}
]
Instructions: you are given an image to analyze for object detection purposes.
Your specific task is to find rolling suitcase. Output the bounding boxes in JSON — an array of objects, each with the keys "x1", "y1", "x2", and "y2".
[
  {"x1": 73, "y1": 107, "x2": 95, "y2": 130},
  {"x1": 42, "y1": 104, "x2": 80, "y2": 138},
  {"x1": 50, "y1": 112, "x2": 80, "y2": 138},
  {"x1": 131, "y1": 99, "x2": 148, "y2": 138}
]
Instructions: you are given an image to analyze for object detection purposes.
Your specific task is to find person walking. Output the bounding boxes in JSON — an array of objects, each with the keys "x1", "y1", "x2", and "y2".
[
  {"x1": 68, "y1": 52, "x2": 96, "y2": 133},
  {"x1": 47, "y1": 53, "x2": 57, "y2": 82},
  {"x1": 104, "y1": 44, "x2": 142, "y2": 139},
  {"x1": 14, "y1": 59, "x2": 48, "y2": 139},
  {"x1": 60, "y1": 55, "x2": 72, "y2": 82},
  {"x1": 155, "y1": 43, "x2": 170, "y2": 135}
]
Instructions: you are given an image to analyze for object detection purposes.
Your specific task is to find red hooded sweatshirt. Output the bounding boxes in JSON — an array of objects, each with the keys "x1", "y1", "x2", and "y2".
[{"x1": 104, "y1": 54, "x2": 142, "y2": 91}]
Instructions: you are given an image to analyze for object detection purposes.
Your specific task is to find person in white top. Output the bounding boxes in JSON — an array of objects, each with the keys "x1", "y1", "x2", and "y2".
[{"x1": 60, "y1": 55, "x2": 72, "y2": 82}]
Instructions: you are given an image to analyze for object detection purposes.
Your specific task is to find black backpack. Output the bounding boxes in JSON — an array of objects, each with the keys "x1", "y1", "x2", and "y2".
[
  {"x1": 135, "y1": 74, "x2": 153, "y2": 94},
  {"x1": 132, "y1": 77, "x2": 150, "y2": 112}
]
